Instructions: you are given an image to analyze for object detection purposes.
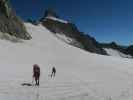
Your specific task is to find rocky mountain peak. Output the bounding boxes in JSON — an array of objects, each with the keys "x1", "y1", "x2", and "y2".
[
  {"x1": 40, "y1": 9, "x2": 60, "y2": 22},
  {"x1": 0, "y1": 0, "x2": 31, "y2": 40},
  {"x1": 44, "y1": 9, "x2": 59, "y2": 18}
]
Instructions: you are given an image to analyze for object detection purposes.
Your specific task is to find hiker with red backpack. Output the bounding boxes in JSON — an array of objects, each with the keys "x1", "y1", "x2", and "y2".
[{"x1": 33, "y1": 64, "x2": 40, "y2": 86}]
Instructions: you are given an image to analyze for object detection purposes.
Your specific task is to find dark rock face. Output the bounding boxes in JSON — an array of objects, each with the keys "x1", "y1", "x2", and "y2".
[
  {"x1": 125, "y1": 46, "x2": 133, "y2": 56},
  {"x1": 41, "y1": 10, "x2": 107, "y2": 55},
  {"x1": 0, "y1": 0, "x2": 31, "y2": 40}
]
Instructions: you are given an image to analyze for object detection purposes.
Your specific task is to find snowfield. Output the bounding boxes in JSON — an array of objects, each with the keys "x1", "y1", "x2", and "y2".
[{"x1": 0, "y1": 23, "x2": 133, "y2": 100}]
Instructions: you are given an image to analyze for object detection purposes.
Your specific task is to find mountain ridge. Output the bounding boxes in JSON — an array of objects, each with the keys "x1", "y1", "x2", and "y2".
[
  {"x1": 38, "y1": 9, "x2": 133, "y2": 58},
  {"x1": 40, "y1": 9, "x2": 107, "y2": 55}
]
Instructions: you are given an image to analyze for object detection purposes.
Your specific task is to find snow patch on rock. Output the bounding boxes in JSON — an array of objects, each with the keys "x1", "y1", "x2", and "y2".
[
  {"x1": 104, "y1": 48, "x2": 132, "y2": 58},
  {"x1": 46, "y1": 16, "x2": 68, "y2": 24}
]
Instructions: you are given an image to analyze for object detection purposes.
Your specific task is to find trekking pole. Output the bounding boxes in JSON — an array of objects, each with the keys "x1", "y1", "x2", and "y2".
[{"x1": 32, "y1": 76, "x2": 34, "y2": 86}]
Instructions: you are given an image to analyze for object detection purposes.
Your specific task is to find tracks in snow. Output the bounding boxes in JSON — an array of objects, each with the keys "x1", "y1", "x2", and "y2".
[{"x1": 0, "y1": 81, "x2": 92, "y2": 100}]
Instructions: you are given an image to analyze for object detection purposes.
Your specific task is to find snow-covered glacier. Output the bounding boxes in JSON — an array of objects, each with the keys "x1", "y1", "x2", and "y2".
[{"x1": 0, "y1": 23, "x2": 133, "y2": 100}]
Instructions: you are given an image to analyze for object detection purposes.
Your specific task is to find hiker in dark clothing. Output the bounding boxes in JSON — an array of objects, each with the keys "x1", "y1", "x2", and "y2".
[
  {"x1": 51, "y1": 66, "x2": 56, "y2": 78},
  {"x1": 33, "y1": 64, "x2": 40, "y2": 86}
]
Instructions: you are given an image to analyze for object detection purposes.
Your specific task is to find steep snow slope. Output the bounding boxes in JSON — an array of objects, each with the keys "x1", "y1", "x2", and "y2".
[
  {"x1": 0, "y1": 23, "x2": 133, "y2": 100},
  {"x1": 104, "y1": 48, "x2": 132, "y2": 58}
]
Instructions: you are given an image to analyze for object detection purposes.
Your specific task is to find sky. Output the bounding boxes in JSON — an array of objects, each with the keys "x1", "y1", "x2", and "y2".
[{"x1": 10, "y1": 0, "x2": 133, "y2": 46}]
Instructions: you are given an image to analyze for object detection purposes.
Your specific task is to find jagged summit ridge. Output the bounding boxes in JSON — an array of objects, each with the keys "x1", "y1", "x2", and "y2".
[
  {"x1": 40, "y1": 9, "x2": 107, "y2": 55},
  {"x1": 44, "y1": 9, "x2": 59, "y2": 18},
  {"x1": 40, "y1": 9, "x2": 68, "y2": 24}
]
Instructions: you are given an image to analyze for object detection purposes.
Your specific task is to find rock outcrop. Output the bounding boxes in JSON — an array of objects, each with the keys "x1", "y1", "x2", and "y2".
[{"x1": 0, "y1": 0, "x2": 31, "y2": 40}]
